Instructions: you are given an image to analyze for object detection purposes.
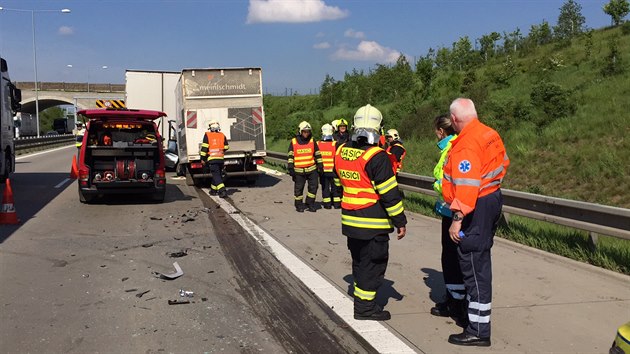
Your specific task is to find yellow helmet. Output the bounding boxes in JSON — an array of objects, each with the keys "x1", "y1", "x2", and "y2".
[
  {"x1": 298, "y1": 121, "x2": 312, "y2": 132},
  {"x1": 386, "y1": 129, "x2": 400, "y2": 140},
  {"x1": 208, "y1": 120, "x2": 220, "y2": 132},
  {"x1": 338, "y1": 118, "x2": 348, "y2": 127},
  {"x1": 352, "y1": 104, "x2": 383, "y2": 144},
  {"x1": 321, "y1": 123, "x2": 333, "y2": 138}
]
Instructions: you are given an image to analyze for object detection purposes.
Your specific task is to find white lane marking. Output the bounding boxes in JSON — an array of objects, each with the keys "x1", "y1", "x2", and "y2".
[
  {"x1": 207, "y1": 190, "x2": 417, "y2": 354},
  {"x1": 54, "y1": 178, "x2": 72, "y2": 189},
  {"x1": 16, "y1": 145, "x2": 75, "y2": 160}
]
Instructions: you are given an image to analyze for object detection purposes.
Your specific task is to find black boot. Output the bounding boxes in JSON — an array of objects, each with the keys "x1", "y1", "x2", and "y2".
[
  {"x1": 354, "y1": 310, "x2": 391, "y2": 321},
  {"x1": 448, "y1": 332, "x2": 490, "y2": 347}
]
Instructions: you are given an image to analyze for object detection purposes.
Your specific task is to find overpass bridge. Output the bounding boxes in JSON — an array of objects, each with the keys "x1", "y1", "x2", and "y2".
[{"x1": 15, "y1": 81, "x2": 126, "y2": 114}]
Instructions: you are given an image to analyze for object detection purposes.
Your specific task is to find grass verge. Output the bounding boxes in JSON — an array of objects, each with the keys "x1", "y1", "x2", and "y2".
[{"x1": 402, "y1": 191, "x2": 630, "y2": 275}]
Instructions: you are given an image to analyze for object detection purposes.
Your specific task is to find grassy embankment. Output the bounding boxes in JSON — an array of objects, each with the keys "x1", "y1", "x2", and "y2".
[{"x1": 262, "y1": 26, "x2": 630, "y2": 274}]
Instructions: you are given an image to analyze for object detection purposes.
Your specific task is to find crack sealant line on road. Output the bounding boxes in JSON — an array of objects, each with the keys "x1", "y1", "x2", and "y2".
[
  {"x1": 207, "y1": 189, "x2": 417, "y2": 354},
  {"x1": 16, "y1": 144, "x2": 75, "y2": 160}
]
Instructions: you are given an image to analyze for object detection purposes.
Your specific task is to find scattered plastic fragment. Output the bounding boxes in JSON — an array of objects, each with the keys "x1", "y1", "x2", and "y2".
[
  {"x1": 179, "y1": 289, "x2": 194, "y2": 297},
  {"x1": 168, "y1": 250, "x2": 187, "y2": 258},
  {"x1": 136, "y1": 290, "x2": 151, "y2": 298},
  {"x1": 121, "y1": 277, "x2": 129, "y2": 282},
  {"x1": 201, "y1": 297, "x2": 208, "y2": 302},
  {"x1": 152, "y1": 262, "x2": 184, "y2": 280},
  {"x1": 142, "y1": 243, "x2": 153, "y2": 248},
  {"x1": 82, "y1": 274, "x2": 89, "y2": 278},
  {"x1": 125, "y1": 288, "x2": 138, "y2": 292},
  {"x1": 150, "y1": 217, "x2": 163, "y2": 220},
  {"x1": 167, "y1": 299, "x2": 190, "y2": 305}
]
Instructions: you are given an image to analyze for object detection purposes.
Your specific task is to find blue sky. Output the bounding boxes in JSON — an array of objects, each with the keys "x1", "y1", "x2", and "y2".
[{"x1": 0, "y1": 0, "x2": 614, "y2": 95}]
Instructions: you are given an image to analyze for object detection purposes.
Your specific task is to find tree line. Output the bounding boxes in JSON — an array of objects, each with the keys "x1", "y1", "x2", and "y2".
[{"x1": 265, "y1": 0, "x2": 630, "y2": 143}]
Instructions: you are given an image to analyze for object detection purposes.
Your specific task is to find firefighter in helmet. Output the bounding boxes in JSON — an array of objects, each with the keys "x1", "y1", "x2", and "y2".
[
  {"x1": 317, "y1": 123, "x2": 339, "y2": 209},
  {"x1": 333, "y1": 118, "x2": 350, "y2": 145},
  {"x1": 385, "y1": 129, "x2": 407, "y2": 175},
  {"x1": 200, "y1": 120, "x2": 229, "y2": 198},
  {"x1": 288, "y1": 121, "x2": 323, "y2": 212},
  {"x1": 334, "y1": 104, "x2": 407, "y2": 321}
]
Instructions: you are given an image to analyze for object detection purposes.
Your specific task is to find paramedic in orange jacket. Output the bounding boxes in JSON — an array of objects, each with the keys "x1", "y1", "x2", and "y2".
[{"x1": 442, "y1": 98, "x2": 509, "y2": 347}]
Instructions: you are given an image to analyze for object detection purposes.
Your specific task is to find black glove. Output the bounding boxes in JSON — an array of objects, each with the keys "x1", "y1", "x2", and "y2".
[
  {"x1": 317, "y1": 166, "x2": 324, "y2": 176},
  {"x1": 288, "y1": 168, "x2": 295, "y2": 177}
]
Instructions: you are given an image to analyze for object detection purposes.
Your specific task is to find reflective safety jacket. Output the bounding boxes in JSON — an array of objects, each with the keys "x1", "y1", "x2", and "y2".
[
  {"x1": 433, "y1": 134, "x2": 456, "y2": 217},
  {"x1": 200, "y1": 131, "x2": 229, "y2": 164},
  {"x1": 334, "y1": 141, "x2": 407, "y2": 240},
  {"x1": 287, "y1": 135, "x2": 323, "y2": 174},
  {"x1": 442, "y1": 119, "x2": 509, "y2": 216},
  {"x1": 386, "y1": 141, "x2": 406, "y2": 174},
  {"x1": 433, "y1": 135, "x2": 457, "y2": 194},
  {"x1": 317, "y1": 140, "x2": 337, "y2": 174}
]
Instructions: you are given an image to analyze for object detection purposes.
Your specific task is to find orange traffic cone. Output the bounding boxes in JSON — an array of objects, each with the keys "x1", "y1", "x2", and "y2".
[
  {"x1": 70, "y1": 155, "x2": 78, "y2": 179},
  {"x1": 0, "y1": 179, "x2": 20, "y2": 225}
]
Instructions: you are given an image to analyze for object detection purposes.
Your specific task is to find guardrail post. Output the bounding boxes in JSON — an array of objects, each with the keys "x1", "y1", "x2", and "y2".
[
  {"x1": 588, "y1": 232, "x2": 598, "y2": 251},
  {"x1": 498, "y1": 212, "x2": 510, "y2": 231}
]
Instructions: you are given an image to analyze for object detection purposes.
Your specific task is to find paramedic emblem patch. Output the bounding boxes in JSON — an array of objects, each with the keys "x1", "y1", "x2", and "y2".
[{"x1": 458, "y1": 160, "x2": 471, "y2": 173}]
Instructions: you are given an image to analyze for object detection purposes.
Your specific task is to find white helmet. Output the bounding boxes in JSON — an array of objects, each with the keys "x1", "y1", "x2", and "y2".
[
  {"x1": 331, "y1": 119, "x2": 340, "y2": 131},
  {"x1": 321, "y1": 123, "x2": 333, "y2": 140},
  {"x1": 386, "y1": 129, "x2": 400, "y2": 140},
  {"x1": 298, "y1": 121, "x2": 312, "y2": 132},
  {"x1": 208, "y1": 120, "x2": 220, "y2": 132},
  {"x1": 352, "y1": 104, "x2": 383, "y2": 144}
]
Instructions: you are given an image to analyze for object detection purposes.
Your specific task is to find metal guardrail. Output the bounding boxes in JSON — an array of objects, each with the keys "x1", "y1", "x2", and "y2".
[
  {"x1": 14, "y1": 135, "x2": 75, "y2": 151},
  {"x1": 265, "y1": 150, "x2": 630, "y2": 240}
]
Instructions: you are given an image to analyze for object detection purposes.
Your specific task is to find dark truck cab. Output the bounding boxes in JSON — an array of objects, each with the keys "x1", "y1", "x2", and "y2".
[{"x1": 77, "y1": 108, "x2": 167, "y2": 203}]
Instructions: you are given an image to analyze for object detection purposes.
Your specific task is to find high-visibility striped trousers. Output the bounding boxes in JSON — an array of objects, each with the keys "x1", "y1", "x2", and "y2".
[
  {"x1": 294, "y1": 171, "x2": 318, "y2": 207},
  {"x1": 208, "y1": 162, "x2": 225, "y2": 194},
  {"x1": 319, "y1": 174, "x2": 339, "y2": 207},
  {"x1": 347, "y1": 235, "x2": 389, "y2": 315},
  {"x1": 457, "y1": 190, "x2": 503, "y2": 339}
]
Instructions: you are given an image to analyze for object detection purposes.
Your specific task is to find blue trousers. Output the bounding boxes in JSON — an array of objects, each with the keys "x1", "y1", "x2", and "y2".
[{"x1": 457, "y1": 190, "x2": 503, "y2": 339}]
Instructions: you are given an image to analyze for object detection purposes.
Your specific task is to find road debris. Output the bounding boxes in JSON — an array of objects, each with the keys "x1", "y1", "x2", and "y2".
[
  {"x1": 142, "y1": 243, "x2": 153, "y2": 248},
  {"x1": 328, "y1": 241, "x2": 339, "y2": 245},
  {"x1": 152, "y1": 262, "x2": 184, "y2": 280},
  {"x1": 121, "y1": 277, "x2": 129, "y2": 282},
  {"x1": 150, "y1": 216, "x2": 163, "y2": 221},
  {"x1": 179, "y1": 289, "x2": 194, "y2": 297},
  {"x1": 168, "y1": 250, "x2": 188, "y2": 258},
  {"x1": 136, "y1": 290, "x2": 151, "y2": 298},
  {"x1": 125, "y1": 288, "x2": 139, "y2": 293},
  {"x1": 167, "y1": 299, "x2": 190, "y2": 305},
  {"x1": 82, "y1": 274, "x2": 90, "y2": 278}
]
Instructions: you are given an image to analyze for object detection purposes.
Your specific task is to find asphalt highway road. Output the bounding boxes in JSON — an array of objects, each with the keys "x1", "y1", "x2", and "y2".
[{"x1": 0, "y1": 146, "x2": 370, "y2": 353}]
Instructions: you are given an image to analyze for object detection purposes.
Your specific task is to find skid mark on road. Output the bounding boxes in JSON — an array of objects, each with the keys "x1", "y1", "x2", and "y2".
[{"x1": 208, "y1": 190, "x2": 418, "y2": 354}]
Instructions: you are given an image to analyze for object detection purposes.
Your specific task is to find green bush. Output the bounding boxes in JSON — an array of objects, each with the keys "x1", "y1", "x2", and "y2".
[
  {"x1": 621, "y1": 21, "x2": 630, "y2": 35},
  {"x1": 530, "y1": 81, "x2": 577, "y2": 126}
]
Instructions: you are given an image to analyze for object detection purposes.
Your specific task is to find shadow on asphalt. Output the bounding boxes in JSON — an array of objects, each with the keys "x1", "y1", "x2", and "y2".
[
  {"x1": 79, "y1": 183, "x2": 193, "y2": 205},
  {"x1": 197, "y1": 173, "x2": 282, "y2": 197},
  {"x1": 0, "y1": 172, "x2": 74, "y2": 244},
  {"x1": 343, "y1": 274, "x2": 404, "y2": 308},
  {"x1": 421, "y1": 267, "x2": 446, "y2": 303}
]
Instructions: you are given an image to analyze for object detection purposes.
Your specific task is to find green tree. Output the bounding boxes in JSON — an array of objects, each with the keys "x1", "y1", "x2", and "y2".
[
  {"x1": 415, "y1": 49, "x2": 436, "y2": 88},
  {"x1": 319, "y1": 74, "x2": 337, "y2": 108},
  {"x1": 602, "y1": 35, "x2": 624, "y2": 75},
  {"x1": 529, "y1": 20, "x2": 553, "y2": 46},
  {"x1": 40, "y1": 106, "x2": 66, "y2": 134},
  {"x1": 390, "y1": 55, "x2": 414, "y2": 101},
  {"x1": 435, "y1": 47, "x2": 452, "y2": 70},
  {"x1": 452, "y1": 36, "x2": 476, "y2": 70},
  {"x1": 479, "y1": 32, "x2": 501, "y2": 61},
  {"x1": 603, "y1": 0, "x2": 630, "y2": 26},
  {"x1": 555, "y1": 0, "x2": 586, "y2": 39}
]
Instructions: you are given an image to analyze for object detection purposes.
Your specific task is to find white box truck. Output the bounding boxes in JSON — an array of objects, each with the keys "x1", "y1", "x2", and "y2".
[
  {"x1": 174, "y1": 67, "x2": 266, "y2": 185},
  {"x1": 125, "y1": 70, "x2": 180, "y2": 141},
  {"x1": 0, "y1": 56, "x2": 22, "y2": 183}
]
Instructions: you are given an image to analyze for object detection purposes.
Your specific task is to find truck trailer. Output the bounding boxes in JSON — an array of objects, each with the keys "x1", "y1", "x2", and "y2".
[
  {"x1": 0, "y1": 56, "x2": 22, "y2": 183},
  {"x1": 125, "y1": 70, "x2": 180, "y2": 141},
  {"x1": 174, "y1": 67, "x2": 266, "y2": 185}
]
